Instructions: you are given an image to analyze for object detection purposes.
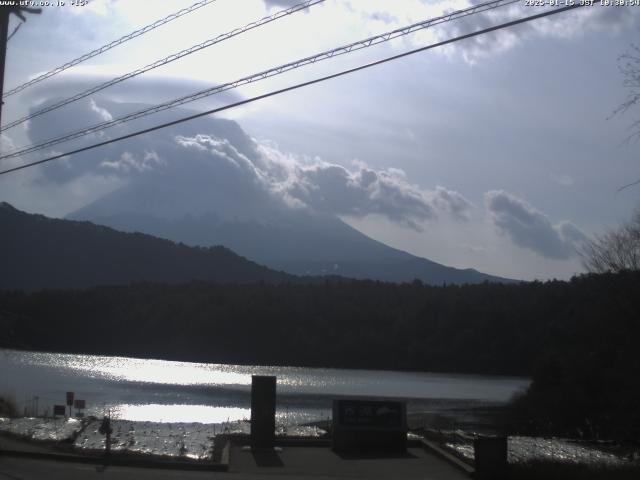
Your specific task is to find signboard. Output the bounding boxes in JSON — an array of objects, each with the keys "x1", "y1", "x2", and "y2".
[
  {"x1": 337, "y1": 400, "x2": 403, "y2": 428},
  {"x1": 66, "y1": 392, "x2": 74, "y2": 406},
  {"x1": 53, "y1": 405, "x2": 66, "y2": 416},
  {"x1": 332, "y1": 399, "x2": 407, "y2": 453},
  {"x1": 74, "y1": 399, "x2": 85, "y2": 409}
]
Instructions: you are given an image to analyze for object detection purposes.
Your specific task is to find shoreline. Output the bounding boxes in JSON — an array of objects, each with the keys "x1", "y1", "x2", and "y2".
[{"x1": 3, "y1": 411, "x2": 639, "y2": 470}]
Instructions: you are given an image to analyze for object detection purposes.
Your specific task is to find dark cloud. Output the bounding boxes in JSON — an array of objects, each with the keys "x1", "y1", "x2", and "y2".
[
  {"x1": 23, "y1": 93, "x2": 472, "y2": 229},
  {"x1": 24, "y1": 95, "x2": 257, "y2": 184},
  {"x1": 485, "y1": 190, "x2": 586, "y2": 259},
  {"x1": 432, "y1": 185, "x2": 474, "y2": 221},
  {"x1": 24, "y1": 74, "x2": 243, "y2": 120},
  {"x1": 404, "y1": 1, "x2": 640, "y2": 64},
  {"x1": 282, "y1": 163, "x2": 435, "y2": 229},
  {"x1": 179, "y1": 134, "x2": 473, "y2": 230}
]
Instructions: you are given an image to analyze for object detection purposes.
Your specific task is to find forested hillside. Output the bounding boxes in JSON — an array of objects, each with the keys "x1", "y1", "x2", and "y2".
[
  {"x1": 0, "y1": 202, "x2": 293, "y2": 290},
  {"x1": 2, "y1": 271, "x2": 639, "y2": 438},
  {"x1": 1, "y1": 272, "x2": 637, "y2": 376}
]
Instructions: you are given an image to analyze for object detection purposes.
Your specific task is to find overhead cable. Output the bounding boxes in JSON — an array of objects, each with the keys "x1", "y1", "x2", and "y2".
[
  {"x1": 2, "y1": 0, "x2": 217, "y2": 98},
  {"x1": 0, "y1": 0, "x2": 519, "y2": 160},
  {"x1": 0, "y1": 0, "x2": 325, "y2": 133},
  {"x1": 0, "y1": 3, "x2": 588, "y2": 177}
]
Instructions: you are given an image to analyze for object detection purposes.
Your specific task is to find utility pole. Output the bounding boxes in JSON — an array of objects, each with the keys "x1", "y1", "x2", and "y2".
[
  {"x1": 0, "y1": 7, "x2": 10, "y2": 127},
  {"x1": 0, "y1": 4, "x2": 41, "y2": 127}
]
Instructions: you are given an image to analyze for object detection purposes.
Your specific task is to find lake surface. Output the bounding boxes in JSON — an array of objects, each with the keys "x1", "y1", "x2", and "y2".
[
  {"x1": 3, "y1": 349, "x2": 635, "y2": 467},
  {"x1": 0, "y1": 349, "x2": 529, "y2": 425}
]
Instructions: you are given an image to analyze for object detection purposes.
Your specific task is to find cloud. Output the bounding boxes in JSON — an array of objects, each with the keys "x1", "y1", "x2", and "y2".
[
  {"x1": 285, "y1": 162, "x2": 436, "y2": 229},
  {"x1": 350, "y1": 1, "x2": 639, "y2": 65},
  {"x1": 177, "y1": 134, "x2": 473, "y2": 230},
  {"x1": 484, "y1": 190, "x2": 587, "y2": 259},
  {"x1": 20, "y1": 93, "x2": 472, "y2": 229},
  {"x1": 443, "y1": 2, "x2": 639, "y2": 64},
  {"x1": 25, "y1": 74, "x2": 243, "y2": 119},
  {"x1": 0, "y1": 134, "x2": 16, "y2": 152},
  {"x1": 89, "y1": 98, "x2": 113, "y2": 122},
  {"x1": 22, "y1": 91, "x2": 257, "y2": 182},
  {"x1": 101, "y1": 151, "x2": 164, "y2": 173},
  {"x1": 431, "y1": 185, "x2": 474, "y2": 221}
]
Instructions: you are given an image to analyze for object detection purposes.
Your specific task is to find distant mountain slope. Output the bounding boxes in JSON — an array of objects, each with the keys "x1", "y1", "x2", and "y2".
[
  {"x1": 69, "y1": 182, "x2": 514, "y2": 285},
  {"x1": 0, "y1": 202, "x2": 293, "y2": 291},
  {"x1": 18, "y1": 96, "x2": 514, "y2": 285}
]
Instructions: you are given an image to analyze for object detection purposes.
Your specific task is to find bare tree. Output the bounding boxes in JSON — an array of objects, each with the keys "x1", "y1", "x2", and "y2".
[
  {"x1": 582, "y1": 209, "x2": 640, "y2": 273},
  {"x1": 614, "y1": 45, "x2": 640, "y2": 137},
  {"x1": 613, "y1": 45, "x2": 640, "y2": 191},
  {"x1": 581, "y1": 47, "x2": 640, "y2": 271}
]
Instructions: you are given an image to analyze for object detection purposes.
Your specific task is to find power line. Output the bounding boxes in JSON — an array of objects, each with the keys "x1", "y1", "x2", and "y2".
[
  {"x1": 1, "y1": 0, "x2": 217, "y2": 99},
  {"x1": 0, "y1": 0, "x2": 325, "y2": 133},
  {"x1": 0, "y1": 3, "x2": 588, "y2": 177},
  {"x1": 0, "y1": 0, "x2": 518, "y2": 160}
]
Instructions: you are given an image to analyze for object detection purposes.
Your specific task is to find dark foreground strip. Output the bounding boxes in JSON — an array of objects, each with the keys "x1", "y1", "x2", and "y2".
[
  {"x1": 0, "y1": 447, "x2": 229, "y2": 472},
  {"x1": 2, "y1": 437, "x2": 470, "y2": 474}
]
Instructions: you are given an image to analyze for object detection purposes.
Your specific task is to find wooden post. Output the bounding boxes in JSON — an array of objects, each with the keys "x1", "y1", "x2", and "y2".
[
  {"x1": 0, "y1": 5, "x2": 42, "y2": 126},
  {"x1": 474, "y1": 436, "x2": 508, "y2": 480},
  {"x1": 250, "y1": 375, "x2": 276, "y2": 450},
  {"x1": 0, "y1": 8, "x2": 10, "y2": 127}
]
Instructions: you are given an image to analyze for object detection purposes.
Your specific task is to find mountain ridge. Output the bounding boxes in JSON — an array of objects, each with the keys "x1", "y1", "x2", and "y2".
[
  {"x1": 19, "y1": 96, "x2": 515, "y2": 285},
  {"x1": 0, "y1": 202, "x2": 295, "y2": 291},
  {"x1": 68, "y1": 187, "x2": 515, "y2": 285}
]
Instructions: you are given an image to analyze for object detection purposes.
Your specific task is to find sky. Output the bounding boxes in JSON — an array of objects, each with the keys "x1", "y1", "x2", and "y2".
[{"x1": 1, "y1": 0, "x2": 639, "y2": 281}]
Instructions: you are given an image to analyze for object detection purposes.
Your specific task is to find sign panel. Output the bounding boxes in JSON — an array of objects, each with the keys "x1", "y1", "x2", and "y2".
[
  {"x1": 337, "y1": 400, "x2": 403, "y2": 428},
  {"x1": 74, "y1": 399, "x2": 85, "y2": 409},
  {"x1": 53, "y1": 405, "x2": 66, "y2": 416},
  {"x1": 332, "y1": 399, "x2": 407, "y2": 453},
  {"x1": 66, "y1": 391, "x2": 74, "y2": 406}
]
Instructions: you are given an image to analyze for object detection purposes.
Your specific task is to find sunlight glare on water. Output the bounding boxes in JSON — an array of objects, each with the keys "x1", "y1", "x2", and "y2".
[
  {"x1": 44, "y1": 352, "x2": 251, "y2": 386},
  {"x1": 111, "y1": 404, "x2": 250, "y2": 423},
  {"x1": 2, "y1": 348, "x2": 530, "y2": 427}
]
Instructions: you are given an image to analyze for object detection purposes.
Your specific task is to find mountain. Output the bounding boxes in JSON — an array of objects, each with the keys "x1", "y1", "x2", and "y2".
[
  {"x1": 23, "y1": 96, "x2": 513, "y2": 285},
  {"x1": 68, "y1": 182, "x2": 512, "y2": 285},
  {"x1": 0, "y1": 202, "x2": 294, "y2": 291}
]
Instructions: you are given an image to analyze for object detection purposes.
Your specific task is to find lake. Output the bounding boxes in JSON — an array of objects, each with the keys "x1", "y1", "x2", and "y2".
[{"x1": 0, "y1": 348, "x2": 529, "y2": 426}]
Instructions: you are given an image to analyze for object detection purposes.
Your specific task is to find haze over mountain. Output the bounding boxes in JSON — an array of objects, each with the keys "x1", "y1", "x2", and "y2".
[
  {"x1": 70, "y1": 190, "x2": 510, "y2": 284},
  {"x1": 19, "y1": 96, "x2": 512, "y2": 284},
  {"x1": 0, "y1": 202, "x2": 293, "y2": 291}
]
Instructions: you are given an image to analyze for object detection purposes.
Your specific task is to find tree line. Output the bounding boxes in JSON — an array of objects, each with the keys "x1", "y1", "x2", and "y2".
[{"x1": 1, "y1": 271, "x2": 639, "y2": 439}]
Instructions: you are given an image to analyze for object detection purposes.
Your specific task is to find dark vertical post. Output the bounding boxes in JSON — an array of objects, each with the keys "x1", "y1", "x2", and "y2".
[
  {"x1": 0, "y1": 6, "x2": 41, "y2": 127},
  {"x1": 66, "y1": 391, "x2": 74, "y2": 418},
  {"x1": 250, "y1": 375, "x2": 276, "y2": 450},
  {"x1": 474, "y1": 436, "x2": 508, "y2": 480},
  {"x1": 0, "y1": 7, "x2": 10, "y2": 127},
  {"x1": 99, "y1": 413, "x2": 112, "y2": 462}
]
